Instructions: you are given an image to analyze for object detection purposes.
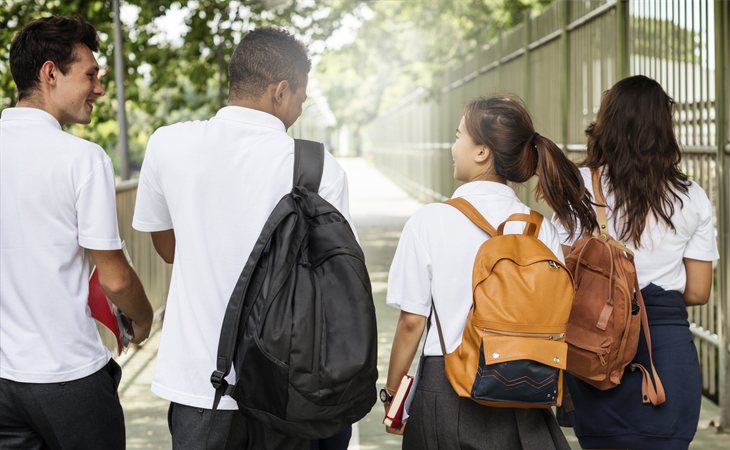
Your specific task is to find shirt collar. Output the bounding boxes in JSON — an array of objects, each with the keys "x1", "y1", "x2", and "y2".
[
  {"x1": 214, "y1": 106, "x2": 285, "y2": 132},
  {"x1": 0, "y1": 107, "x2": 61, "y2": 130},
  {"x1": 451, "y1": 180, "x2": 519, "y2": 199}
]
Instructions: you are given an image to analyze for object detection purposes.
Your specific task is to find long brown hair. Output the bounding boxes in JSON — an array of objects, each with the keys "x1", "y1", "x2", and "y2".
[
  {"x1": 464, "y1": 96, "x2": 597, "y2": 238},
  {"x1": 584, "y1": 75, "x2": 689, "y2": 247}
]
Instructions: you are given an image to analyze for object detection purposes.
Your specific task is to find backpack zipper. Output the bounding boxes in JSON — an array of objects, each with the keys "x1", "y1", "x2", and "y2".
[{"x1": 480, "y1": 327, "x2": 565, "y2": 340}]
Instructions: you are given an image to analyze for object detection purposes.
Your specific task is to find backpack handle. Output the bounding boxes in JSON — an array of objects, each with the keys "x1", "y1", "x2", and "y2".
[
  {"x1": 497, "y1": 210, "x2": 543, "y2": 237},
  {"x1": 445, "y1": 198, "x2": 499, "y2": 236}
]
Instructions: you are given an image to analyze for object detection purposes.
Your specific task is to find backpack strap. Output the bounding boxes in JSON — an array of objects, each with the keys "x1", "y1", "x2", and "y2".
[
  {"x1": 431, "y1": 304, "x2": 448, "y2": 356},
  {"x1": 591, "y1": 168, "x2": 609, "y2": 237},
  {"x1": 630, "y1": 277, "x2": 666, "y2": 406},
  {"x1": 445, "y1": 198, "x2": 499, "y2": 236},
  {"x1": 293, "y1": 139, "x2": 324, "y2": 192},
  {"x1": 497, "y1": 210, "x2": 543, "y2": 237}
]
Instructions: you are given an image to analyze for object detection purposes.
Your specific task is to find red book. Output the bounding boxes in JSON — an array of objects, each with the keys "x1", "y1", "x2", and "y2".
[
  {"x1": 88, "y1": 267, "x2": 132, "y2": 354},
  {"x1": 383, "y1": 374, "x2": 414, "y2": 429}
]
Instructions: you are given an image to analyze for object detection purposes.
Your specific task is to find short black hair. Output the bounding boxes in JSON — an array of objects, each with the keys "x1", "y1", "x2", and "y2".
[
  {"x1": 229, "y1": 27, "x2": 311, "y2": 99},
  {"x1": 9, "y1": 16, "x2": 99, "y2": 100}
]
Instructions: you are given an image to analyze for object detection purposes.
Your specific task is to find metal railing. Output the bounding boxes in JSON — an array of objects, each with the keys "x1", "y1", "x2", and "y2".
[
  {"x1": 362, "y1": 0, "x2": 730, "y2": 425},
  {"x1": 115, "y1": 181, "x2": 171, "y2": 317}
]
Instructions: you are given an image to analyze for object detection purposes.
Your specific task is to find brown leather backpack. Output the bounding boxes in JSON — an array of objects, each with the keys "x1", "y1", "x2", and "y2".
[
  {"x1": 434, "y1": 198, "x2": 574, "y2": 408},
  {"x1": 564, "y1": 169, "x2": 665, "y2": 405}
]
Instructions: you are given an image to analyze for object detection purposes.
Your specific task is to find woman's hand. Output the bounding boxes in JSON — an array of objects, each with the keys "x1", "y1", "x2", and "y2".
[{"x1": 384, "y1": 404, "x2": 405, "y2": 435}]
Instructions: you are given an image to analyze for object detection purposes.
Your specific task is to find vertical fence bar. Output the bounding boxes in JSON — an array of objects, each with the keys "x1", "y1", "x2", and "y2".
[
  {"x1": 715, "y1": 0, "x2": 730, "y2": 430},
  {"x1": 616, "y1": 0, "x2": 630, "y2": 80},
  {"x1": 561, "y1": 0, "x2": 571, "y2": 150},
  {"x1": 524, "y1": 10, "x2": 533, "y2": 108}
]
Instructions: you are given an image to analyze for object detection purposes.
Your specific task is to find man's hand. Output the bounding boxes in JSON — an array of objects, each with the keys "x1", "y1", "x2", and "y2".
[{"x1": 131, "y1": 320, "x2": 152, "y2": 345}]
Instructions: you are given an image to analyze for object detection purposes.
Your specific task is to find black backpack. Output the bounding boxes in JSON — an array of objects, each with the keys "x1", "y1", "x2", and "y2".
[{"x1": 210, "y1": 139, "x2": 378, "y2": 439}]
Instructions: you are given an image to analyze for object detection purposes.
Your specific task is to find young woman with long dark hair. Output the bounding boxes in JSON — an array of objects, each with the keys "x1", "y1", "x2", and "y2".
[
  {"x1": 382, "y1": 96, "x2": 597, "y2": 449},
  {"x1": 554, "y1": 75, "x2": 718, "y2": 450}
]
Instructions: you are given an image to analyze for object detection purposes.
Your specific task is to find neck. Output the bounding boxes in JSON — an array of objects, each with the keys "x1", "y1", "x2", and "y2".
[
  {"x1": 470, "y1": 172, "x2": 506, "y2": 184},
  {"x1": 228, "y1": 96, "x2": 275, "y2": 116},
  {"x1": 16, "y1": 96, "x2": 63, "y2": 126}
]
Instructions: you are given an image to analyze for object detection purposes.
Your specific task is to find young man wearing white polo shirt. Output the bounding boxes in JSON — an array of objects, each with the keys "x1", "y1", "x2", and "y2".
[
  {"x1": 133, "y1": 28, "x2": 353, "y2": 449},
  {"x1": 0, "y1": 16, "x2": 154, "y2": 450}
]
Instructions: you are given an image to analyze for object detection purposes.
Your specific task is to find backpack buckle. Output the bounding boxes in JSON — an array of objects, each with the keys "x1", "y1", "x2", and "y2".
[{"x1": 210, "y1": 370, "x2": 227, "y2": 390}]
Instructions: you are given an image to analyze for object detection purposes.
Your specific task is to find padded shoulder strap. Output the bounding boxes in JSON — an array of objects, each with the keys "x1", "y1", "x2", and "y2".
[
  {"x1": 445, "y1": 198, "x2": 499, "y2": 236},
  {"x1": 591, "y1": 168, "x2": 609, "y2": 235},
  {"x1": 293, "y1": 139, "x2": 324, "y2": 192}
]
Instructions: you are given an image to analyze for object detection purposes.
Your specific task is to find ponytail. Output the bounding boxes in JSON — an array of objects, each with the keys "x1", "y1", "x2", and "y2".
[{"x1": 533, "y1": 134, "x2": 598, "y2": 239}]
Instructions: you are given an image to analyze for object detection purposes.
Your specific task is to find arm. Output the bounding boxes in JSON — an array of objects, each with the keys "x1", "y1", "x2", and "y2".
[
  {"x1": 151, "y1": 229, "x2": 175, "y2": 264},
  {"x1": 683, "y1": 258, "x2": 714, "y2": 306},
  {"x1": 385, "y1": 311, "x2": 427, "y2": 435},
  {"x1": 89, "y1": 249, "x2": 154, "y2": 344}
]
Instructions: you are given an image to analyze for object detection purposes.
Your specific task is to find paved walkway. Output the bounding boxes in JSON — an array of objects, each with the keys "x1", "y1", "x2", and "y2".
[{"x1": 118, "y1": 157, "x2": 728, "y2": 449}]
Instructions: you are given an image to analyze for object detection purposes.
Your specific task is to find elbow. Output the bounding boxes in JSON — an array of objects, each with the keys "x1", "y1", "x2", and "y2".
[
  {"x1": 99, "y1": 270, "x2": 133, "y2": 296},
  {"x1": 684, "y1": 291, "x2": 711, "y2": 306},
  {"x1": 398, "y1": 313, "x2": 426, "y2": 334}
]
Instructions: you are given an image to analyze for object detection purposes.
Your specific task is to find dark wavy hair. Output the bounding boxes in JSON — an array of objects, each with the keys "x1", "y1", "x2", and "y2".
[
  {"x1": 464, "y1": 96, "x2": 598, "y2": 238},
  {"x1": 10, "y1": 16, "x2": 99, "y2": 100},
  {"x1": 583, "y1": 75, "x2": 690, "y2": 247}
]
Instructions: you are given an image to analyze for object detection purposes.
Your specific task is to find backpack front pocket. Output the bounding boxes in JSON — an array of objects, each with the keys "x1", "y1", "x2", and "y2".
[{"x1": 471, "y1": 335, "x2": 566, "y2": 406}]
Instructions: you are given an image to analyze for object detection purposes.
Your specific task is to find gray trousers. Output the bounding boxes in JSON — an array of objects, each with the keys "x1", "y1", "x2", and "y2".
[
  {"x1": 168, "y1": 403, "x2": 353, "y2": 450},
  {"x1": 0, "y1": 359, "x2": 125, "y2": 450},
  {"x1": 404, "y1": 357, "x2": 571, "y2": 450}
]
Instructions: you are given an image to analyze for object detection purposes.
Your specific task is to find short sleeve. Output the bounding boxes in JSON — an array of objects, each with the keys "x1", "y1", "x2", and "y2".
[
  {"x1": 684, "y1": 185, "x2": 719, "y2": 261},
  {"x1": 385, "y1": 217, "x2": 432, "y2": 317},
  {"x1": 551, "y1": 213, "x2": 578, "y2": 247},
  {"x1": 319, "y1": 153, "x2": 358, "y2": 241},
  {"x1": 539, "y1": 221, "x2": 566, "y2": 263},
  {"x1": 76, "y1": 157, "x2": 123, "y2": 250},
  {"x1": 132, "y1": 134, "x2": 173, "y2": 232}
]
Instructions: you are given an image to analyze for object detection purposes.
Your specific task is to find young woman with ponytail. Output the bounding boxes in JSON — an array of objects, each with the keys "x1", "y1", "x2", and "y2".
[
  {"x1": 382, "y1": 96, "x2": 595, "y2": 449},
  {"x1": 553, "y1": 75, "x2": 718, "y2": 450}
]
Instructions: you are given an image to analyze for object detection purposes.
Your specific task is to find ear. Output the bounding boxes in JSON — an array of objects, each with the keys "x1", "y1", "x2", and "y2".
[
  {"x1": 474, "y1": 145, "x2": 491, "y2": 163},
  {"x1": 273, "y1": 80, "x2": 289, "y2": 104},
  {"x1": 39, "y1": 60, "x2": 58, "y2": 87}
]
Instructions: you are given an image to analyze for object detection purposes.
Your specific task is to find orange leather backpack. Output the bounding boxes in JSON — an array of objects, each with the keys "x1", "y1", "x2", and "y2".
[
  {"x1": 563, "y1": 169, "x2": 665, "y2": 405},
  {"x1": 434, "y1": 198, "x2": 574, "y2": 408}
]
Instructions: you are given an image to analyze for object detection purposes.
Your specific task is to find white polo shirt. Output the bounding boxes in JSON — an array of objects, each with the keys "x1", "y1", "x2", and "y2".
[
  {"x1": 552, "y1": 167, "x2": 719, "y2": 292},
  {"x1": 386, "y1": 181, "x2": 564, "y2": 356},
  {"x1": 0, "y1": 107, "x2": 121, "y2": 383},
  {"x1": 133, "y1": 106, "x2": 352, "y2": 410}
]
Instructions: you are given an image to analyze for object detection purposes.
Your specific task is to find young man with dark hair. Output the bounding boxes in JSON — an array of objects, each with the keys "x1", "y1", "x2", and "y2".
[
  {"x1": 133, "y1": 27, "x2": 353, "y2": 449},
  {"x1": 0, "y1": 15, "x2": 154, "y2": 450}
]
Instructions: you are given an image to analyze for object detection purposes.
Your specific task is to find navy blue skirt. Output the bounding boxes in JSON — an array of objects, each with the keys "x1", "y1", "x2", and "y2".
[{"x1": 566, "y1": 283, "x2": 702, "y2": 450}]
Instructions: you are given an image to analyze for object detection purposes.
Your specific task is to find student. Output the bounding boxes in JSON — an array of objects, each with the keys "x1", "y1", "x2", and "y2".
[
  {"x1": 133, "y1": 27, "x2": 353, "y2": 449},
  {"x1": 553, "y1": 75, "x2": 718, "y2": 450},
  {"x1": 383, "y1": 96, "x2": 596, "y2": 449},
  {"x1": 0, "y1": 16, "x2": 153, "y2": 450}
]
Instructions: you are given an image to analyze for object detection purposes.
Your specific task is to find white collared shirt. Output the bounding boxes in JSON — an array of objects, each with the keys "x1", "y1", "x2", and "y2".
[
  {"x1": 552, "y1": 167, "x2": 719, "y2": 292},
  {"x1": 0, "y1": 107, "x2": 121, "y2": 383},
  {"x1": 133, "y1": 106, "x2": 352, "y2": 409},
  {"x1": 386, "y1": 181, "x2": 564, "y2": 356}
]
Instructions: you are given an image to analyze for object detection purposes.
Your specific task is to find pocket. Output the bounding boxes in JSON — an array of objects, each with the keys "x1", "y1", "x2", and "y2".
[{"x1": 470, "y1": 336, "x2": 565, "y2": 405}]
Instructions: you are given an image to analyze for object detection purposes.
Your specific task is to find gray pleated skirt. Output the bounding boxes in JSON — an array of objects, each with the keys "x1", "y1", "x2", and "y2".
[{"x1": 403, "y1": 357, "x2": 571, "y2": 450}]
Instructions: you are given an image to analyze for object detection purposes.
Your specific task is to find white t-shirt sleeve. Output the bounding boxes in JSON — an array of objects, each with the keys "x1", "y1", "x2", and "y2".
[
  {"x1": 386, "y1": 216, "x2": 432, "y2": 317},
  {"x1": 319, "y1": 153, "x2": 359, "y2": 241},
  {"x1": 76, "y1": 156, "x2": 123, "y2": 250},
  {"x1": 538, "y1": 221, "x2": 566, "y2": 264},
  {"x1": 684, "y1": 184, "x2": 719, "y2": 261},
  {"x1": 133, "y1": 134, "x2": 173, "y2": 232},
  {"x1": 551, "y1": 214, "x2": 579, "y2": 247}
]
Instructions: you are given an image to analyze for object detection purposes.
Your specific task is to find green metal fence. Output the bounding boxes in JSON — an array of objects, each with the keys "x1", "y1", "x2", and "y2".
[{"x1": 362, "y1": 0, "x2": 730, "y2": 426}]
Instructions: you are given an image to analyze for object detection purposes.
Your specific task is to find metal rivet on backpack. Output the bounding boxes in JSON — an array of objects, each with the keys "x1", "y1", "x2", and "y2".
[
  {"x1": 601, "y1": 224, "x2": 606, "y2": 229},
  {"x1": 553, "y1": 357, "x2": 560, "y2": 364},
  {"x1": 492, "y1": 353, "x2": 500, "y2": 359}
]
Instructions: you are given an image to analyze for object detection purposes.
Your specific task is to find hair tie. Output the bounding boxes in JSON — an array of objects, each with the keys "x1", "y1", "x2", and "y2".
[{"x1": 532, "y1": 132, "x2": 540, "y2": 150}]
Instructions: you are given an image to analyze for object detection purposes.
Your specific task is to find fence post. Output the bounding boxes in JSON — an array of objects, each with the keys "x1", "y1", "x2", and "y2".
[
  {"x1": 524, "y1": 10, "x2": 532, "y2": 107},
  {"x1": 560, "y1": 0, "x2": 571, "y2": 151},
  {"x1": 615, "y1": 0, "x2": 630, "y2": 79},
  {"x1": 715, "y1": 0, "x2": 730, "y2": 431}
]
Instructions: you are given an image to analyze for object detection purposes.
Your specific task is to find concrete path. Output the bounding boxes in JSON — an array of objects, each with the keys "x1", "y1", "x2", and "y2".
[{"x1": 118, "y1": 157, "x2": 729, "y2": 449}]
